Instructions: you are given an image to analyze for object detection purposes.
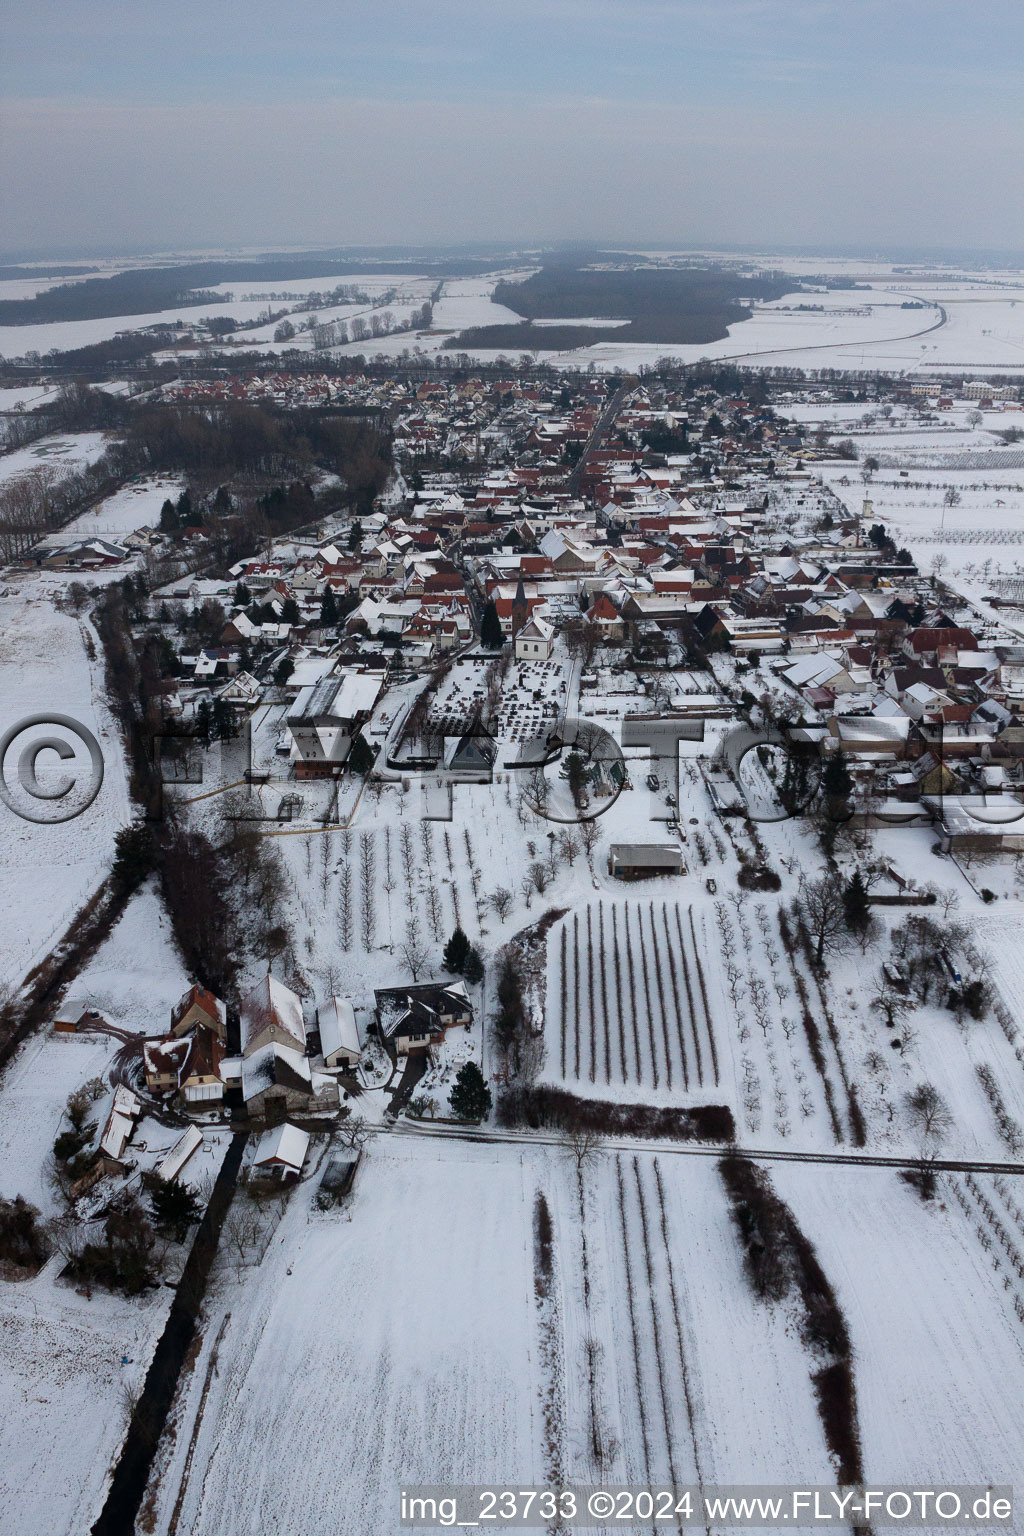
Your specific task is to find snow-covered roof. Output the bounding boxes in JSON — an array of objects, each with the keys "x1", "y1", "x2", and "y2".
[
  {"x1": 319, "y1": 997, "x2": 362, "y2": 1061},
  {"x1": 254, "y1": 1122, "x2": 310, "y2": 1173},
  {"x1": 157, "y1": 1126, "x2": 204, "y2": 1183},
  {"x1": 100, "y1": 1110, "x2": 135, "y2": 1161},
  {"x1": 240, "y1": 975, "x2": 306, "y2": 1051},
  {"x1": 112, "y1": 1084, "x2": 142, "y2": 1120}
]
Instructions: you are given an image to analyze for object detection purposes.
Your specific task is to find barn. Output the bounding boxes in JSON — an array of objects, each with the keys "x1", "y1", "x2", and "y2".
[{"x1": 607, "y1": 843, "x2": 684, "y2": 880}]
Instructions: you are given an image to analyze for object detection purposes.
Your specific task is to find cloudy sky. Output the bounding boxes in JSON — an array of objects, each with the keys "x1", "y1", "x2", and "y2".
[{"x1": 2, "y1": 0, "x2": 1022, "y2": 257}]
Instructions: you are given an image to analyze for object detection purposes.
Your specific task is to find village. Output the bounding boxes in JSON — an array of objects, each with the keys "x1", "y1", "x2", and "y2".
[{"x1": 4, "y1": 353, "x2": 1024, "y2": 1534}]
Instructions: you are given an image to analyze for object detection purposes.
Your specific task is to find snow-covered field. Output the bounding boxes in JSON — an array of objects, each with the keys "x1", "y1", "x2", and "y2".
[
  {"x1": 0, "y1": 384, "x2": 62, "y2": 412},
  {"x1": 0, "y1": 430, "x2": 110, "y2": 486},
  {"x1": 0, "y1": 578, "x2": 130, "y2": 994},
  {"x1": 774, "y1": 1162, "x2": 1024, "y2": 1488},
  {"x1": 146, "y1": 1131, "x2": 1024, "y2": 1536},
  {"x1": 56, "y1": 474, "x2": 183, "y2": 540}
]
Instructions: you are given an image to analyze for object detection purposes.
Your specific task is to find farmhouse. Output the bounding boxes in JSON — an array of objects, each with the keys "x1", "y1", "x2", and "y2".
[
  {"x1": 240, "y1": 975, "x2": 306, "y2": 1057},
  {"x1": 170, "y1": 983, "x2": 227, "y2": 1041},
  {"x1": 143, "y1": 1036, "x2": 192, "y2": 1096},
  {"x1": 242, "y1": 1041, "x2": 330, "y2": 1119},
  {"x1": 607, "y1": 843, "x2": 685, "y2": 880}
]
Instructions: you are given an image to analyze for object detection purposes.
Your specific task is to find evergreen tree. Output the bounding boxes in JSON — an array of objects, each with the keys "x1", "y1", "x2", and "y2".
[
  {"x1": 234, "y1": 580, "x2": 251, "y2": 607},
  {"x1": 842, "y1": 868, "x2": 871, "y2": 935},
  {"x1": 144, "y1": 1176, "x2": 203, "y2": 1243},
  {"x1": 560, "y1": 749, "x2": 589, "y2": 809},
  {"x1": 195, "y1": 698, "x2": 213, "y2": 740},
  {"x1": 273, "y1": 657, "x2": 295, "y2": 687},
  {"x1": 347, "y1": 732, "x2": 374, "y2": 776},
  {"x1": 463, "y1": 946, "x2": 484, "y2": 986},
  {"x1": 823, "y1": 750, "x2": 853, "y2": 807},
  {"x1": 442, "y1": 926, "x2": 470, "y2": 974},
  {"x1": 347, "y1": 520, "x2": 364, "y2": 552},
  {"x1": 159, "y1": 498, "x2": 179, "y2": 533},
  {"x1": 111, "y1": 824, "x2": 156, "y2": 889},
  {"x1": 449, "y1": 1061, "x2": 492, "y2": 1121},
  {"x1": 212, "y1": 697, "x2": 236, "y2": 741},
  {"x1": 176, "y1": 489, "x2": 194, "y2": 524},
  {"x1": 281, "y1": 597, "x2": 301, "y2": 626},
  {"x1": 320, "y1": 586, "x2": 339, "y2": 628},
  {"x1": 480, "y1": 599, "x2": 503, "y2": 650}
]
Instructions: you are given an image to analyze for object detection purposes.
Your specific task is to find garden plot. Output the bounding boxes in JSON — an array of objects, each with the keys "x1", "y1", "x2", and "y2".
[
  {"x1": 150, "y1": 1137, "x2": 841, "y2": 1536},
  {"x1": 545, "y1": 898, "x2": 721, "y2": 1097}
]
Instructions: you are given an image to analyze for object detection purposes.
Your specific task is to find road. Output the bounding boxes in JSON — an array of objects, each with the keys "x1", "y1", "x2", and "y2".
[
  {"x1": 567, "y1": 378, "x2": 633, "y2": 498},
  {"x1": 393, "y1": 1114, "x2": 1024, "y2": 1177}
]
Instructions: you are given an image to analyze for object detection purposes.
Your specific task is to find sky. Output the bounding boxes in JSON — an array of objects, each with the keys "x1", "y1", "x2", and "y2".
[{"x1": 2, "y1": 0, "x2": 1024, "y2": 258}]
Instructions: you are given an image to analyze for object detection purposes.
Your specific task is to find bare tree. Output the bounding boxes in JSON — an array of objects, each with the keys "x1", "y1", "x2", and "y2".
[
  {"x1": 905, "y1": 1082, "x2": 953, "y2": 1144},
  {"x1": 557, "y1": 830, "x2": 581, "y2": 866},
  {"x1": 871, "y1": 981, "x2": 916, "y2": 1030},
  {"x1": 561, "y1": 1125, "x2": 605, "y2": 1173},
  {"x1": 399, "y1": 919, "x2": 429, "y2": 981},
  {"x1": 335, "y1": 1113, "x2": 371, "y2": 1151},
  {"x1": 797, "y1": 872, "x2": 849, "y2": 966},
  {"x1": 488, "y1": 887, "x2": 513, "y2": 922},
  {"x1": 579, "y1": 819, "x2": 599, "y2": 863},
  {"x1": 529, "y1": 861, "x2": 550, "y2": 896}
]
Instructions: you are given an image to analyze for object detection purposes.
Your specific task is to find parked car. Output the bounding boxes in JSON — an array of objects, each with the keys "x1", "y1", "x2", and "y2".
[{"x1": 646, "y1": 773, "x2": 660, "y2": 791}]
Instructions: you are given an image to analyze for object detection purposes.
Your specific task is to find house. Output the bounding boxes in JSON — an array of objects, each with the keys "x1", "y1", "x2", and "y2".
[
  {"x1": 514, "y1": 614, "x2": 555, "y2": 661},
  {"x1": 170, "y1": 983, "x2": 227, "y2": 1042},
  {"x1": 287, "y1": 669, "x2": 385, "y2": 778},
  {"x1": 143, "y1": 1036, "x2": 192, "y2": 1096},
  {"x1": 179, "y1": 1026, "x2": 226, "y2": 1106},
  {"x1": 251, "y1": 1122, "x2": 310, "y2": 1182},
  {"x1": 373, "y1": 980, "x2": 473, "y2": 1056},
  {"x1": 319, "y1": 997, "x2": 363, "y2": 1071},
  {"x1": 240, "y1": 975, "x2": 307, "y2": 1057},
  {"x1": 585, "y1": 593, "x2": 625, "y2": 642},
  {"x1": 607, "y1": 843, "x2": 685, "y2": 880}
]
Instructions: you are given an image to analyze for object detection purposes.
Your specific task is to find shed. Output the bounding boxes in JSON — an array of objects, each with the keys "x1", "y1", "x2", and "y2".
[
  {"x1": 252, "y1": 1122, "x2": 310, "y2": 1182},
  {"x1": 319, "y1": 997, "x2": 362, "y2": 1070},
  {"x1": 157, "y1": 1125, "x2": 204, "y2": 1183},
  {"x1": 607, "y1": 843, "x2": 684, "y2": 880}
]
